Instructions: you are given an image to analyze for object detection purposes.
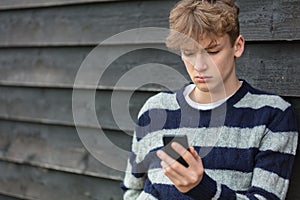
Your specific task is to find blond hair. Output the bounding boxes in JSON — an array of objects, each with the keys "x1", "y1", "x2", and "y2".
[{"x1": 166, "y1": 0, "x2": 240, "y2": 49}]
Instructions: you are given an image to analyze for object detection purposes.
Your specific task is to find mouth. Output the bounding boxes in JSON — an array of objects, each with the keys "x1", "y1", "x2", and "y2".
[{"x1": 194, "y1": 75, "x2": 212, "y2": 83}]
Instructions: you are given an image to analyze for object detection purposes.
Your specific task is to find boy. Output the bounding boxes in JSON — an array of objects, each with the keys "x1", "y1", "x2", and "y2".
[{"x1": 122, "y1": 0, "x2": 298, "y2": 199}]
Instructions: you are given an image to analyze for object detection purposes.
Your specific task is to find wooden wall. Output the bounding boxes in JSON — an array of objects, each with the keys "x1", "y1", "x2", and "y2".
[{"x1": 0, "y1": 0, "x2": 299, "y2": 199}]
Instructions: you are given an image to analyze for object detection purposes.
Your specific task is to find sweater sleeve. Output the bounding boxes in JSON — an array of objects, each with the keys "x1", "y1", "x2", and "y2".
[
  {"x1": 121, "y1": 98, "x2": 153, "y2": 200},
  {"x1": 121, "y1": 128, "x2": 147, "y2": 200},
  {"x1": 185, "y1": 106, "x2": 298, "y2": 200}
]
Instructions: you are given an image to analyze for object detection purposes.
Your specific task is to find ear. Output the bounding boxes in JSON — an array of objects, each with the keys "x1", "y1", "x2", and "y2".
[{"x1": 234, "y1": 35, "x2": 245, "y2": 58}]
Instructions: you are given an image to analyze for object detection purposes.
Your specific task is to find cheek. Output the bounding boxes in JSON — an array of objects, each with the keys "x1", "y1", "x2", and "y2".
[
  {"x1": 214, "y1": 53, "x2": 234, "y2": 72},
  {"x1": 183, "y1": 59, "x2": 194, "y2": 73}
]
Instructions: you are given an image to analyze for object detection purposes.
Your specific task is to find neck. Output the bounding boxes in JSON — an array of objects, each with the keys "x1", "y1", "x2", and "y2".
[{"x1": 190, "y1": 79, "x2": 242, "y2": 104}]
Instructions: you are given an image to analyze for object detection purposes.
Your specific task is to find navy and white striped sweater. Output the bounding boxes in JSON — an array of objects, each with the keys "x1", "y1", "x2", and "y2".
[{"x1": 122, "y1": 81, "x2": 298, "y2": 200}]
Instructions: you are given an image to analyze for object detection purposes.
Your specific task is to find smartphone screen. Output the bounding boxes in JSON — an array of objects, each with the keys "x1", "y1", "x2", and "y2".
[{"x1": 162, "y1": 135, "x2": 189, "y2": 167}]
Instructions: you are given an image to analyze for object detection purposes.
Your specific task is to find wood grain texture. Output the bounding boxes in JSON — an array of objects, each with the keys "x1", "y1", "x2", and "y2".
[
  {"x1": 236, "y1": 0, "x2": 300, "y2": 41},
  {"x1": 0, "y1": 0, "x2": 299, "y2": 199},
  {"x1": 0, "y1": 0, "x2": 126, "y2": 10},
  {"x1": 0, "y1": 86, "x2": 155, "y2": 131},
  {"x1": 236, "y1": 41, "x2": 300, "y2": 96},
  {"x1": 0, "y1": 0, "x2": 298, "y2": 47},
  {"x1": 0, "y1": 1, "x2": 171, "y2": 47},
  {"x1": 0, "y1": 161, "x2": 123, "y2": 200},
  {"x1": 0, "y1": 120, "x2": 131, "y2": 181},
  {"x1": 0, "y1": 194, "x2": 23, "y2": 200},
  {"x1": 0, "y1": 42, "x2": 299, "y2": 96}
]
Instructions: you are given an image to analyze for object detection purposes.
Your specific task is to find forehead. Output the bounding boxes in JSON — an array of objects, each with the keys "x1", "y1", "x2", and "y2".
[{"x1": 180, "y1": 34, "x2": 229, "y2": 50}]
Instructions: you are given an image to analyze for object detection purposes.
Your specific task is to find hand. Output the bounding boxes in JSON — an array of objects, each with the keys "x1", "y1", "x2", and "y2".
[{"x1": 156, "y1": 142, "x2": 204, "y2": 193}]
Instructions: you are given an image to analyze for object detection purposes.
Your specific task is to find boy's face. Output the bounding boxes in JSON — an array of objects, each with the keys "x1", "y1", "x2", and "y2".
[{"x1": 181, "y1": 34, "x2": 244, "y2": 99}]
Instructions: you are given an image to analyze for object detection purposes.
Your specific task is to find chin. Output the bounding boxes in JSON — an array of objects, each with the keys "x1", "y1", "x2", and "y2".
[{"x1": 195, "y1": 84, "x2": 210, "y2": 93}]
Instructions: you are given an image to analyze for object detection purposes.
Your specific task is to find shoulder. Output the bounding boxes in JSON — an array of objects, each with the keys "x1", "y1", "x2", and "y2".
[
  {"x1": 137, "y1": 90, "x2": 180, "y2": 118},
  {"x1": 234, "y1": 81, "x2": 297, "y2": 131},
  {"x1": 234, "y1": 81, "x2": 291, "y2": 112}
]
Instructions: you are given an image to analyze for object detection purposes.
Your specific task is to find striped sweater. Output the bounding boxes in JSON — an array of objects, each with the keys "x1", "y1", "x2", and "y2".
[{"x1": 122, "y1": 81, "x2": 298, "y2": 200}]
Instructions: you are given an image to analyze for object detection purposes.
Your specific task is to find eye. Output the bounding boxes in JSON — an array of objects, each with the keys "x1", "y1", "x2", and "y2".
[
  {"x1": 182, "y1": 51, "x2": 196, "y2": 57},
  {"x1": 207, "y1": 51, "x2": 219, "y2": 55}
]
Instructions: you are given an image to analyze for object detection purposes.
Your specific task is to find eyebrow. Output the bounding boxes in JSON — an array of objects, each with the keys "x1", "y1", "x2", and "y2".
[
  {"x1": 204, "y1": 40, "x2": 220, "y2": 50},
  {"x1": 181, "y1": 40, "x2": 221, "y2": 51}
]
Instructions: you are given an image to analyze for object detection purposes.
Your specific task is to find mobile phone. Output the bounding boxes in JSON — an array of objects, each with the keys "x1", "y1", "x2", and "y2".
[{"x1": 162, "y1": 135, "x2": 189, "y2": 168}]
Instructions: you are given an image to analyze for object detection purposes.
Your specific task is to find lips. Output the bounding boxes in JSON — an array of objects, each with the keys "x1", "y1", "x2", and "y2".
[{"x1": 194, "y1": 75, "x2": 212, "y2": 83}]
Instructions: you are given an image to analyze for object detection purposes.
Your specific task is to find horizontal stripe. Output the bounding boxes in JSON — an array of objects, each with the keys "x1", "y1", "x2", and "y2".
[
  {"x1": 137, "y1": 126, "x2": 263, "y2": 154},
  {"x1": 147, "y1": 167, "x2": 253, "y2": 193},
  {"x1": 142, "y1": 167, "x2": 288, "y2": 200},
  {"x1": 137, "y1": 92, "x2": 179, "y2": 118},
  {"x1": 145, "y1": 168, "x2": 284, "y2": 199},
  {"x1": 147, "y1": 168, "x2": 172, "y2": 185},
  {"x1": 268, "y1": 106, "x2": 299, "y2": 132},
  {"x1": 249, "y1": 186, "x2": 280, "y2": 200},
  {"x1": 124, "y1": 171, "x2": 146, "y2": 188},
  {"x1": 255, "y1": 150, "x2": 295, "y2": 179},
  {"x1": 234, "y1": 92, "x2": 290, "y2": 111},
  {"x1": 136, "y1": 107, "x2": 295, "y2": 140},
  {"x1": 205, "y1": 169, "x2": 253, "y2": 191},
  {"x1": 201, "y1": 147, "x2": 257, "y2": 172},
  {"x1": 133, "y1": 126, "x2": 296, "y2": 163},
  {"x1": 129, "y1": 150, "x2": 155, "y2": 175},
  {"x1": 124, "y1": 160, "x2": 146, "y2": 188},
  {"x1": 124, "y1": 190, "x2": 143, "y2": 200},
  {"x1": 136, "y1": 191, "x2": 158, "y2": 200},
  {"x1": 252, "y1": 168, "x2": 289, "y2": 200},
  {"x1": 143, "y1": 179, "x2": 191, "y2": 200},
  {"x1": 259, "y1": 130, "x2": 298, "y2": 155},
  {"x1": 130, "y1": 143, "x2": 295, "y2": 180},
  {"x1": 254, "y1": 194, "x2": 267, "y2": 200},
  {"x1": 133, "y1": 147, "x2": 257, "y2": 173},
  {"x1": 236, "y1": 193, "x2": 250, "y2": 199}
]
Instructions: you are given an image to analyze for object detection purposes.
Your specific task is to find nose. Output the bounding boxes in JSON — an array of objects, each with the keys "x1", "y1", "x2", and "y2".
[{"x1": 194, "y1": 53, "x2": 208, "y2": 71}]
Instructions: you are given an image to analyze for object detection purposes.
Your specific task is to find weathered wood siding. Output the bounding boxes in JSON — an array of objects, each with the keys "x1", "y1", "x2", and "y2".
[{"x1": 0, "y1": 0, "x2": 299, "y2": 199}]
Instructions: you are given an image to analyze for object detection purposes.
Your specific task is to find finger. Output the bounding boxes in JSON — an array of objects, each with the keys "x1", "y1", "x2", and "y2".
[
  {"x1": 161, "y1": 161, "x2": 186, "y2": 184},
  {"x1": 160, "y1": 160, "x2": 168, "y2": 169},
  {"x1": 171, "y1": 142, "x2": 190, "y2": 156},
  {"x1": 157, "y1": 150, "x2": 177, "y2": 166},
  {"x1": 189, "y1": 146, "x2": 201, "y2": 161},
  {"x1": 171, "y1": 142, "x2": 195, "y2": 163}
]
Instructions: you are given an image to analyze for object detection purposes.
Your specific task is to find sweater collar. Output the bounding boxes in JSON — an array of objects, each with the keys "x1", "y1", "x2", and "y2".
[{"x1": 176, "y1": 79, "x2": 250, "y2": 112}]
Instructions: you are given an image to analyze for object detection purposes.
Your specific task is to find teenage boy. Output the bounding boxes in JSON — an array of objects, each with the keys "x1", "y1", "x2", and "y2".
[{"x1": 122, "y1": 0, "x2": 298, "y2": 199}]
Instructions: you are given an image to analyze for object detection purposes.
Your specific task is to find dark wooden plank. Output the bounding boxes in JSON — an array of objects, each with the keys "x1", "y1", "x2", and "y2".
[
  {"x1": 0, "y1": 0, "x2": 126, "y2": 10},
  {"x1": 0, "y1": 45, "x2": 186, "y2": 91},
  {"x1": 0, "y1": 41, "x2": 299, "y2": 96},
  {"x1": 0, "y1": 0, "x2": 299, "y2": 46},
  {"x1": 0, "y1": 119, "x2": 130, "y2": 181},
  {"x1": 0, "y1": 86, "x2": 155, "y2": 131},
  {"x1": 236, "y1": 41, "x2": 300, "y2": 96},
  {"x1": 0, "y1": 47, "x2": 92, "y2": 88},
  {"x1": 0, "y1": 1, "x2": 171, "y2": 47},
  {"x1": 0, "y1": 160, "x2": 123, "y2": 200},
  {"x1": 0, "y1": 194, "x2": 23, "y2": 200},
  {"x1": 236, "y1": 0, "x2": 300, "y2": 41}
]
